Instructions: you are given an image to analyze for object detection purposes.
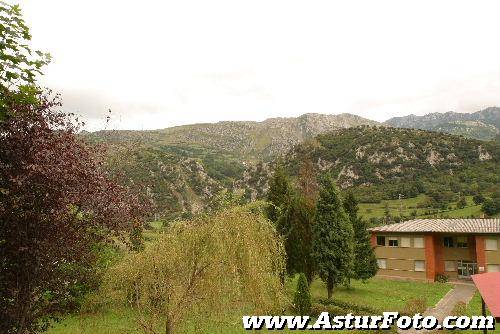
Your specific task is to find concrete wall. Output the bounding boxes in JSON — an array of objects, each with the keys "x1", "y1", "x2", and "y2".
[
  {"x1": 374, "y1": 234, "x2": 426, "y2": 280},
  {"x1": 372, "y1": 232, "x2": 500, "y2": 281}
]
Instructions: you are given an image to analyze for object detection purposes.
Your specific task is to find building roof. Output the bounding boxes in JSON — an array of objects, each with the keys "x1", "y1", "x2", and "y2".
[
  {"x1": 369, "y1": 219, "x2": 500, "y2": 234},
  {"x1": 472, "y1": 273, "x2": 500, "y2": 319}
]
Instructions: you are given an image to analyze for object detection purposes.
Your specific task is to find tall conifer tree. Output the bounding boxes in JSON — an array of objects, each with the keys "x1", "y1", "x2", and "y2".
[
  {"x1": 266, "y1": 161, "x2": 292, "y2": 223},
  {"x1": 344, "y1": 192, "x2": 378, "y2": 282},
  {"x1": 311, "y1": 174, "x2": 353, "y2": 299}
]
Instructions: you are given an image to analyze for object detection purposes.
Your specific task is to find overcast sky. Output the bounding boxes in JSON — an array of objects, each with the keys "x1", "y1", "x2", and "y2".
[{"x1": 15, "y1": 0, "x2": 500, "y2": 131}]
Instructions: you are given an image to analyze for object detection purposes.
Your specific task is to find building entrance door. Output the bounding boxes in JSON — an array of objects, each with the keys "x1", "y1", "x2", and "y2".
[{"x1": 458, "y1": 260, "x2": 477, "y2": 279}]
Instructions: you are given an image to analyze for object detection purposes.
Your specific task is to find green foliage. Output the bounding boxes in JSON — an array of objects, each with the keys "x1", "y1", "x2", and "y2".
[
  {"x1": 103, "y1": 206, "x2": 287, "y2": 334},
  {"x1": 293, "y1": 273, "x2": 312, "y2": 315},
  {"x1": 311, "y1": 174, "x2": 354, "y2": 299},
  {"x1": 266, "y1": 161, "x2": 292, "y2": 223},
  {"x1": 473, "y1": 193, "x2": 485, "y2": 205},
  {"x1": 0, "y1": 1, "x2": 51, "y2": 118},
  {"x1": 456, "y1": 196, "x2": 467, "y2": 209},
  {"x1": 278, "y1": 193, "x2": 315, "y2": 282},
  {"x1": 482, "y1": 197, "x2": 500, "y2": 216},
  {"x1": 344, "y1": 193, "x2": 378, "y2": 281},
  {"x1": 435, "y1": 273, "x2": 449, "y2": 283}
]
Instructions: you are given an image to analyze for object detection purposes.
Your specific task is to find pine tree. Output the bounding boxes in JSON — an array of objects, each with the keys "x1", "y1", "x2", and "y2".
[
  {"x1": 344, "y1": 192, "x2": 378, "y2": 282},
  {"x1": 293, "y1": 273, "x2": 312, "y2": 315},
  {"x1": 266, "y1": 161, "x2": 292, "y2": 223},
  {"x1": 311, "y1": 174, "x2": 354, "y2": 299},
  {"x1": 278, "y1": 194, "x2": 315, "y2": 283}
]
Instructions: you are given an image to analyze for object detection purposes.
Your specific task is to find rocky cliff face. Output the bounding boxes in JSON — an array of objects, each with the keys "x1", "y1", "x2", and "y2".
[
  {"x1": 88, "y1": 113, "x2": 499, "y2": 218},
  {"x1": 384, "y1": 107, "x2": 500, "y2": 140},
  {"x1": 88, "y1": 113, "x2": 377, "y2": 218}
]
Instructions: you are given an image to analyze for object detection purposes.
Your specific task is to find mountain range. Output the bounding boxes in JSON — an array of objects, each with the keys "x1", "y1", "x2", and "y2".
[
  {"x1": 86, "y1": 107, "x2": 499, "y2": 218},
  {"x1": 384, "y1": 107, "x2": 500, "y2": 140}
]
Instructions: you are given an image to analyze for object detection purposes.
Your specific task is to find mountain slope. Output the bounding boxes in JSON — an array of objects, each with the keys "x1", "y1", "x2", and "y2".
[
  {"x1": 384, "y1": 107, "x2": 500, "y2": 140},
  {"x1": 91, "y1": 113, "x2": 379, "y2": 161},
  {"x1": 281, "y1": 126, "x2": 499, "y2": 202},
  {"x1": 88, "y1": 113, "x2": 378, "y2": 218}
]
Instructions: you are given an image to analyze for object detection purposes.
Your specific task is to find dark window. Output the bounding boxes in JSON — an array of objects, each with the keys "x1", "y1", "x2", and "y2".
[
  {"x1": 457, "y1": 236, "x2": 468, "y2": 248},
  {"x1": 388, "y1": 239, "x2": 399, "y2": 247},
  {"x1": 444, "y1": 237, "x2": 454, "y2": 248},
  {"x1": 377, "y1": 236, "x2": 386, "y2": 246}
]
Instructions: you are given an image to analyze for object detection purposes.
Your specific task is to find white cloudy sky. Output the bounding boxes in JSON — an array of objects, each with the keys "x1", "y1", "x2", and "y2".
[{"x1": 15, "y1": 0, "x2": 500, "y2": 130}]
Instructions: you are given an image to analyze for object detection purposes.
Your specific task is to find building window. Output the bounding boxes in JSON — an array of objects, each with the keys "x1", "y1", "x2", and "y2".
[
  {"x1": 413, "y1": 237, "x2": 424, "y2": 248},
  {"x1": 377, "y1": 236, "x2": 386, "y2": 246},
  {"x1": 377, "y1": 259, "x2": 387, "y2": 269},
  {"x1": 444, "y1": 261, "x2": 455, "y2": 272},
  {"x1": 414, "y1": 260, "x2": 425, "y2": 272},
  {"x1": 388, "y1": 238, "x2": 399, "y2": 247},
  {"x1": 485, "y1": 239, "x2": 498, "y2": 251},
  {"x1": 443, "y1": 236, "x2": 454, "y2": 248},
  {"x1": 401, "y1": 237, "x2": 411, "y2": 248},
  {"x1": 487, "y1": 264, "x2": 499, "y2": 273},
  {"x1": 457, "y1": 236, "x2": 468, "y2": 248}
]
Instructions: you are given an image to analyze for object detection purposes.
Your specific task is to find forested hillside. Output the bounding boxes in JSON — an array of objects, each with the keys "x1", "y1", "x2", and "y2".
[
  {"x1": 88, "y1": 124, "x2": 499, "y2": 218},
  {"x1": 283, "y1": 126, "x2": 499, "y2": 202}
]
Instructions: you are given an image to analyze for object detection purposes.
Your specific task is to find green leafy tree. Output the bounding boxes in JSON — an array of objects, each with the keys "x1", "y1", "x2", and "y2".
[
  {"x1": 278, "y1": 193, "x2": 315, "y2": 283},
  {"x1": 456, "y1": 196, "x2": 467, "y2": 209},
  {"x1": 293, "y1": 273, "x2": 312, "y2": 315},
  {"x1": 0, "y1": 2, "x2": 51, "y2": 119},
  {"x1": 266, "y1": 161, "x2": 292, "y2": 223},
  {"x1": 482, "y1": 198, "x2": 500, "y2": 216},
  {"x1": 311, "y1": 174, "x2": 354, "y2": 299},
  {"x1": 473, "y1": 194, "x2": 485, "y2": 205},
  {"x1": 344, "y1": 192, "x2": 378, "y2": 282}
]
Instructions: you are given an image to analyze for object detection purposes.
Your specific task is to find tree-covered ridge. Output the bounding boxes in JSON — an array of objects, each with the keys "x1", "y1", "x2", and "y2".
[{"x1": 285, "y1": 126, "x2": 499, "y2": 202}]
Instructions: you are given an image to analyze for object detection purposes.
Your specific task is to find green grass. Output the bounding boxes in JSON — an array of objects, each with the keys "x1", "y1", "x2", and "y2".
[
  {"x1": 461, "y1": 292, "x2": 500, "y2": 334},
  {"x1": 293, "y1": 276, "x2": 451, "y2": 311},
  {"x1": 359, "y1": 195, "x2": 483, "y2": 221},
  {"x1": 46, "y1": 277, "x2": 452, "y2": 333}
]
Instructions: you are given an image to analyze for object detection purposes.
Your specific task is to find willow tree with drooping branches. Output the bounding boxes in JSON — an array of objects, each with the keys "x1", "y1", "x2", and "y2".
[{"x1": 104, "y1": 203, "x2": 287, "y2": 334}]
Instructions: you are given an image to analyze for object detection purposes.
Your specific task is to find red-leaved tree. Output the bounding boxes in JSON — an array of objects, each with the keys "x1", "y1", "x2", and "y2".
[{"x1": 0, "y1": 92, "x2": 149, "y2": 333}]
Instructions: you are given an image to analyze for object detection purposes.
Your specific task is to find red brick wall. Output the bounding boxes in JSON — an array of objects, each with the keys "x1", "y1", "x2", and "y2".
[
  {"x1": 433, "y1": 234, "x2": 444, "y2": 274},
  {"x1": 475, "y1": 236, "x2": 486, "y2": 273},
  {"x1": 425, "y1": 234, "x2": 436, "y2": 281},
  {"x1": 370, "y1": 233, "x2": 377, "y2": 247}
]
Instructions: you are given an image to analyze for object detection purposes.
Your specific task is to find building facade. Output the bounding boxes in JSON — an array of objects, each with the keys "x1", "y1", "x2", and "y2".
[{"x1": 369, "y1": 219, "x2": 500, "y2": 281}]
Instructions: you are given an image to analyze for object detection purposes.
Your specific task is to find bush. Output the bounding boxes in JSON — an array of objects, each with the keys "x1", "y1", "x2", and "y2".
[
  {"x1": 293, "y1": 273, "x2": 312, "y2": 315},
  {"x1": 473, "y1": 194, "x2": 485, "y2": 205},
  {"x1": 435, "y1": 273, "x2": 449, "y2": 283},
  {"x1": 401, "y1": 297, "x2": 427, "y2": 315}
]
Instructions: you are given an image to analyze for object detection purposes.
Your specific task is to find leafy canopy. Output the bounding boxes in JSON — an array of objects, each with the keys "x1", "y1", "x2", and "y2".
[{"x1": 0, "y1": 1, "x2": 50, "y2": 118}]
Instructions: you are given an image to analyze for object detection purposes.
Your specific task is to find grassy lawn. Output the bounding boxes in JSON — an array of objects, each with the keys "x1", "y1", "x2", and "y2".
[
  {"x1": 294, "y1": 276, "x2": 452, "y2": 311},
  {"x1": 47, "y1": 277, "x2": 452, "y2": 333}
]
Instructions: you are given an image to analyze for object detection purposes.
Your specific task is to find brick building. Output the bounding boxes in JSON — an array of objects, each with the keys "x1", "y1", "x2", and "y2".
[{"x1": 369, "y1": 219, "x2": 500, "y2": 281}]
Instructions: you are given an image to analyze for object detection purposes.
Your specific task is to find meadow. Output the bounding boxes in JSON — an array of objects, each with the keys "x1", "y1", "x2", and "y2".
[
  {"x1": 47, "y1": 277, "x2": 453, "y2": 333},
  {"x1": 359, "y1": 195, "x2": 483, "y2": 221}
]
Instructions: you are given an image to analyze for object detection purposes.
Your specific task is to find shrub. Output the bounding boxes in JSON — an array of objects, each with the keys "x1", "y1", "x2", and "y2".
[
  {"x1": 435, "y1": 273, "x2": 449, "y2": 283},
  {"x1": 293, "y1": 273, "x2": 312, "y2": 315},
  {"x1": 401, "y1": 297, "x2": 427, "y2": 315}
]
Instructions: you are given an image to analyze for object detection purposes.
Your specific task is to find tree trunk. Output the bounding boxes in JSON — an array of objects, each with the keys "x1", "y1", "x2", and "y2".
[
  {"x1": 165, "y1": 320, "x2": 174, "y2": 334},
  {"x1": 327, "y1": 275, "x2": 334, "y2": 299},
  {"x1": 165, "y1": 314, "x2": 175, "y2": 334}
]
